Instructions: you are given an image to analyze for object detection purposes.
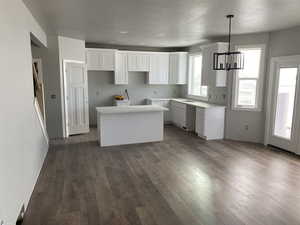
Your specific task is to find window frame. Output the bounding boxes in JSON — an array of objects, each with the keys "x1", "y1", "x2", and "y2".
[
  {"x1": 232, "y1": 44, "x2": 266, "y2": 111},
  {"x1": 187, "y1": 52, "x2": 208, "y2": 101}
]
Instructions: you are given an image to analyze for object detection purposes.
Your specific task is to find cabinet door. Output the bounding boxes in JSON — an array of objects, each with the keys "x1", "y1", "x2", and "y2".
[
  {"x1": 215, "y1": 43, "x2": 228, "y2": 87},
  {"x1": 115, "y1": 52, "x2": 128, "y2": 85},
  {"x1": 86, "y1": 49, "x2": 116, "y2": 71},
  {"x1": 99, "y1": 50, "x2": 116, "y2": 71},
  {"x1": 169, "y1": 53, "x2": 179, "y2": 84},
  {"x1": 177, "y1": 52, "x2": 188, "y2": 84},
  {"x1": 171, "y1": 102, "x2": 186, "y2": 128},
  {"x1": 169, "y1": 52, "x2": 187, "y2": 84},
  {"x1": 149, "y1": 53, "x2": 169, "y2": 84},
  {"x1": 195, "y1": 108, "x2": 206, "y2": 138},
  {"x1": 201, "y1": 43, "x2": 228, "y2": 87},
  {"x1": 86, "y1": 50, "x2": 100, "y2": 70},
  {"x1": 171, "y1": 106, "x2": 180, "y2": 127},
  {"x1": 159, "y1": 53, "x2": 169, "y2": 84},
  {"x1": 128, "y1": 52, "x2": 150, "y2": 71}
]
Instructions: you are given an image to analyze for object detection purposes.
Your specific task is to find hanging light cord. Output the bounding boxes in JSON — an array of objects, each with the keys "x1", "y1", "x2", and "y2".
[{"x1": 227, "y1": 14, "x2": 234, "y2": 53}]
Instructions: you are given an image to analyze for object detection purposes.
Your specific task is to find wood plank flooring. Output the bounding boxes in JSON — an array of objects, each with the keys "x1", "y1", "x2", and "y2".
[{"x1": 23, "y1": 126, "x2": 300, "y2": 225}]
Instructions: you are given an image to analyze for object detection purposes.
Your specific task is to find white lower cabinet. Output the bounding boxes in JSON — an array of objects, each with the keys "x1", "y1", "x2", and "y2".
[
  {"x1": 195, "y1": 107, "x2": 225, "y2": 140},
  {"x1": 147, "y1": 99, "x2": 171, "y2": 123},
  {"x1": 171, "y1": 101, "x2": 187, "y2": 129}
]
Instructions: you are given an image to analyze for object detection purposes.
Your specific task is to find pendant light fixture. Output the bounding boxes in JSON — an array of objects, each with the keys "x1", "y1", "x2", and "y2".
[{"x1": 213, "y1": 15, "x2": 244, "y2": 71}]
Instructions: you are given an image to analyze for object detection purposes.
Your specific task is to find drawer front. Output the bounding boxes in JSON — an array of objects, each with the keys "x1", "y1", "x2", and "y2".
[
  {"x1": 171, "y1": 104, "x2": 187, "y2": 128},
  {"x1": 195, "y1": 108, "x2": 206, "y2": 137}
]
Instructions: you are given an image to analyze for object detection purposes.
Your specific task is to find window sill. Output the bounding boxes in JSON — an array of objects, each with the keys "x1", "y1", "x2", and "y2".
[{"x1": 231, "y1": 106, "x2": 262, "y2": 112}]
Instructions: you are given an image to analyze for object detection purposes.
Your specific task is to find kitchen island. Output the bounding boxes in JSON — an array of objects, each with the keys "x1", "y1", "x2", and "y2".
[{"x1": 96, "y1": 105, "x2": 168, "y2": 147}]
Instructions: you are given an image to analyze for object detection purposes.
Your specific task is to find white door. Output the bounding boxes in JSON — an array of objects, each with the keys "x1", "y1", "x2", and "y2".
[
  {"x1": 268, "y1": 61, "x2": 300, "y2": 153},
  {"x1": 65, "y1": 62, "x2": 89, "y2": 136}
]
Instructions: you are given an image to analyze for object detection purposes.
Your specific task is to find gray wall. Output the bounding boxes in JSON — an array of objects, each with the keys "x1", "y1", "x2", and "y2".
[
  {"x1": 31, "y1": 36, "x2": 63, "y2": 138},
  {"x1": 183, "y1": 33, "x2": 271, "y2": 143},
  {"x1": 269, "y1": 26, "x2": 300, "y2": 57},
  {"x1": 88, "y1": 71, "x2": 182, "y2": 125},
  {"x1": 225, "y1": 33, "x2": 270, "y2": 143}
]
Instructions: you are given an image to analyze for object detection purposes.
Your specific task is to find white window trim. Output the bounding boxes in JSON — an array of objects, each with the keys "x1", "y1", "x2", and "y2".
[
  {"x1": 187, "y1": 52, "x2": 209, "y2": 101},
  {"x1": 232, "y1": 44, "x2": 266, "y2": 112}
]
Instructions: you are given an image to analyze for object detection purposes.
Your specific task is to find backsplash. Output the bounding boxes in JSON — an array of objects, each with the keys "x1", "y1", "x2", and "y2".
[
  {"x1": 88, "y1": 71, "x2": 182, "y2": 125},
  {"x1": 180, "y1": 85, "x2": 227, "y2": 105}
]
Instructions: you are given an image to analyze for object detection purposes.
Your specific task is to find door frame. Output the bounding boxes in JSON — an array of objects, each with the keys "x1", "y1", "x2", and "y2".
[
  {"x1": 61, "y1": 59, "x2": 87, "y2": 138},
  {"x1": 264, "y1": 55, "x2": 300, "y2": 154}
]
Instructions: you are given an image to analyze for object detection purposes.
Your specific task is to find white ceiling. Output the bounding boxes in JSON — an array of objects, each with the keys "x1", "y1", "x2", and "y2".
[{"x1": 24, "y1": 0, "x2": 300, "y2": 47}]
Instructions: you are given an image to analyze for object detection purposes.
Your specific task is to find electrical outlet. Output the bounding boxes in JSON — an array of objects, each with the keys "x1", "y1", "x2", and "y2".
[{"x1": 245, "y1": 125, "x2": 249, "y2": 131}]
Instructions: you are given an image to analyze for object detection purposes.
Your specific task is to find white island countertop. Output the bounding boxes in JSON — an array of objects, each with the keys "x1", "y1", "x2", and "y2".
[{"x1": 96, "y1": 105, "x2": 168, "y2": 114}]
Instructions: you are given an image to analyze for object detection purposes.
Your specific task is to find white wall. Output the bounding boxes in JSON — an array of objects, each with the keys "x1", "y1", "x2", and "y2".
[
  {"x1": 0, "y1": 0, "x2": 48, "y2": 224},
  {"x1": 58, "y1": 36, "x2": 86, "y2": 137}
]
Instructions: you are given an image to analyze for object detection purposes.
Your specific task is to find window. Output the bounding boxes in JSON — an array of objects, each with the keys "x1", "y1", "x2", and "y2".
[
  {"x1": 188, "y1": 54, "x2": 208, "y2": 98},
  {"x1": 232, "y1": 45, "x2": 265, "y2": 111}
]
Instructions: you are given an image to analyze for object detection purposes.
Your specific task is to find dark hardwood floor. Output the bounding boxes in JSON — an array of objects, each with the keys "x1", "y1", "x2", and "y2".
[{"x1": 23, "y1": 126, "x2": 300, "y2": 225}]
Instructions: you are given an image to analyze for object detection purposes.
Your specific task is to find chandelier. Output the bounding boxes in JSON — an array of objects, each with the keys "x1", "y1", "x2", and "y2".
[{"x1": 213, "y1": 15, "x2": 244, "y2": 71}]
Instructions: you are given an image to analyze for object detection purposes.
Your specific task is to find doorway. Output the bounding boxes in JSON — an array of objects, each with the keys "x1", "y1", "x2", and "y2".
[
  {"x1": 265, "y1": 56, "x2": 300, "y2": 154},
  {"x1": 63, "y1": 60, "x2": 89, "y2": 136}
]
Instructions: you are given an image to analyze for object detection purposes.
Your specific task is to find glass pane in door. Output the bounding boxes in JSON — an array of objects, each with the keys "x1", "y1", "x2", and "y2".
[{"x1": 274, "y1": 68, "x2": 298, "y2": 139}]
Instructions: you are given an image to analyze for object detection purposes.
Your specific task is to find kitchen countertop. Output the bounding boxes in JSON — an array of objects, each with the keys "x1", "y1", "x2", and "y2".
[
  {"x1": 147, "y1": 98, "x2": 226, "y2": 109},
  {"x1": 96, "y1": 105, "x2": 168, "y2": 114}
]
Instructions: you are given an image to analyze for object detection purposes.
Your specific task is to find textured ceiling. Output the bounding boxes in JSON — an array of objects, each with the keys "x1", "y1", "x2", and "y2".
[{"x1": 23, "y1": 0, "x2": 300, "y2": 47}]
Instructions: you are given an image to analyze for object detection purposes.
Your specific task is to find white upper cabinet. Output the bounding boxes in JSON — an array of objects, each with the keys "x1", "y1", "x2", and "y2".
[
  {"x1": 114, "y1": 51, "x2": 128, "y2": 85},
  {"x1": 169, "y1": 52, "x2": 188, "y2": 85},
  {"x1": 86, "y1": 48, "x2": 116, "y2": 71},
  {"x1": 127, "y1": 52, "x2": 150, "y2": 72},
  {"x1": 148, "y1": 53, "x2": 169, "y2": 84},
  {"x1": 201, "y1": 43, "x2": 228, "y2": 87}
]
